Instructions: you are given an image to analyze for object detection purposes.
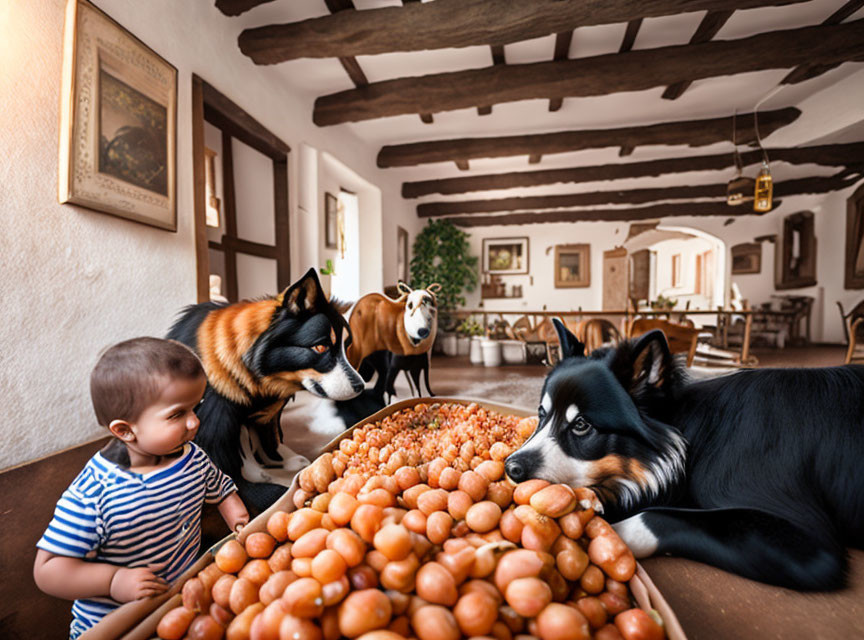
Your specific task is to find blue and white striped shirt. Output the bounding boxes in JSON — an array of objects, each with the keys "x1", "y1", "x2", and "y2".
[{"x1": 37, "y1": 442, "x2": 236, "y2": 639}]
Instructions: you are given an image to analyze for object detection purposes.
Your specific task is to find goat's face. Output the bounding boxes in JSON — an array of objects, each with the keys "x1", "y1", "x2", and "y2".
[{"x1": 403, "y1": 289, "x2": 437, "y2": 346}]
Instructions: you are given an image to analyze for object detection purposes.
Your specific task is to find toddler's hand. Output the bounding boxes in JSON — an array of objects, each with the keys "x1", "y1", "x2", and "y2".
[{"x1": 109, "y1": 564, "x2": 169, "y2": 602}]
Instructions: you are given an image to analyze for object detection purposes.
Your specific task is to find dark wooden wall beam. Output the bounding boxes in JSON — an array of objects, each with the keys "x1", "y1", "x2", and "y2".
[
  {"x1": 313, "y1": 20, "x2": 864, "y2": 125},
  {"x1": 781, "y1": 0, "x2": 864, "y2": 84},
  {"x1": 662, "y1": 9, "x2": 735, "y2": 100},
  {"x1": 402, "y1": 142, "x2": 864, "y2": 197},
  {"x1": 417, "y1": 175, "x2": 854, "y2": 217},
  {"x1": 378, "y1": 108, "x2": 800, "y2": 168},
  {"x1": 446, "y1": 201, "x2": 782, "y2": 227},
  {"x1": 201, "y1": 85, "x2": 290, "y2": 159},
  {"x1": 239, "y1": 0, "x2": 808, "y2": 63}
]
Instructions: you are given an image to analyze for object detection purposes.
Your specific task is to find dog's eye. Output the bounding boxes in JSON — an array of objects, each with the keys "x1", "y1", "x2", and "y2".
[
  {"x1": 311, "y1": 344, "x2": 328, "y2": 354},
  {"x1": 537, "y1": 406, "x2": 547, "y2": 421},
  {"x1": 572, "y1": 415, "x2": 592, "y2": 436}
]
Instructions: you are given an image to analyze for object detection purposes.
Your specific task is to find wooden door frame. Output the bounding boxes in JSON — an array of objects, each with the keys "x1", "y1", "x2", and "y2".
[{"x1": 191, "y1": 75, "x2": 291, "y2": 303}]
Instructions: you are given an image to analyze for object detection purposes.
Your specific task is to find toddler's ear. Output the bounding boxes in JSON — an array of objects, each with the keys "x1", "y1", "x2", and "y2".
[{"x1": 108, "y1": 419, "x2": 135, "y2": 442}]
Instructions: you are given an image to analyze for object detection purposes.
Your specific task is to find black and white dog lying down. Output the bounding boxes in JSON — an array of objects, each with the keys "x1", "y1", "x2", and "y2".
[{"x1": 505, "y1": 319, "x2": 864, "y2": 590}]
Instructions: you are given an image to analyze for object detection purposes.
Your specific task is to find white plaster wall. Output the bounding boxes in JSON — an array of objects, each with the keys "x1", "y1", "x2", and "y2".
[
  {"x1": 233, "y1": 139, "x2": 275, "y2": 247},
  {"x1": 464, "y1": 222, "x2": 630, "y2": 312},
  {"x1": 0, "y1": 0, "x2": 416, "y2": 470}
]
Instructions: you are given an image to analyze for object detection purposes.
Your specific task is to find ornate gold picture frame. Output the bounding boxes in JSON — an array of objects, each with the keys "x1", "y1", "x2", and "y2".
[{"x1": 59, "y1": 0, "x2": 177, "y2": 231}]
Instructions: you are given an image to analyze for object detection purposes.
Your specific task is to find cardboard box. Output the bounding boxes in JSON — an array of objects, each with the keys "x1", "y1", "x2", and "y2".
[{"x1": 84, "y1": 397, "x2": 686, "y2": 640}]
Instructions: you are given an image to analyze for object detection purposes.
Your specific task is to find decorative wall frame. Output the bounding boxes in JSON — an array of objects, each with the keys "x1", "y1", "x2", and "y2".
[
  {"x1": 845, "y1": 183, "x2": 864, "y2": 290},
  {"x1": 554, "y1": 244, "x2": 591, "y2": 288},
  {"x1": 324, "y1": 192, "x2": 339, "y2": 249},
  {"x1": 776, "y1": 210, "x2": 817, "y2": 290},
  {"x1": 483, "y1": 237, "x2": 529, "y2": 274},
  {"x1": 730, "y1": 242, "x2": 761, "y2": 274},
  {"x1": 59, "y1": 0, "x2": 177, "y2": 231}
]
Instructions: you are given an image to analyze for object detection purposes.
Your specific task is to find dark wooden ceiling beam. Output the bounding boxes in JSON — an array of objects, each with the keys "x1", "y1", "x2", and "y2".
[
  {"x1": 378, "y1": 108, "x2": 800, "y2": 168},
  {"x1": 619, "y1": 19, "x2": 642, "y2": 53},
  {"x1": 662, "y1": 9, "x2": 735, "y2": 100},
  {"x1": 478, "y1": 46, "x2": 506, "y2": 116},
  {"x1": 548, "y1": 31, "x2": 574, "y2": 112},
  {"x1": 401, "y1": 142, "x2": 864, "y2": 198},
  {"x1": 446, "y1": 201, "x2": 783, "y2": 227},
  {"x1": 321, "y1": 0, "x2": 435, "y2": 124},
  {"x1": 313, "y1": 20, "x2": 864, "y2": 125},
  {"x1": 215, "y1": 0, "x2": 274, "y2": 16},
  {"x1": 781, "y1": 0, "x2": 864, "y2": 84},
  {"x1": 238, "y1": 0, "x2": 808, "y2": 63},
  {"x1": 417, "y1": 175, "x2": 855, "y2": 217}
]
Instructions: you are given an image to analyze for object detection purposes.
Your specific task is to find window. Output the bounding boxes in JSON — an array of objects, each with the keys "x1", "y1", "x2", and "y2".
[
  {"x1": 671, "y1": 254, "x2": 682, "y2": 288},
  {"x1": 697, "y1": 250, "x2": 713, "y2": 299},
  {"x1": 204, "y1": 147, "x2": 220, "y2": 228}
]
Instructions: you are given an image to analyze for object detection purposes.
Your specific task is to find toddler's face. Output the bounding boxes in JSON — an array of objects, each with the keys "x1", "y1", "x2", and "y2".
[{"x1": 130, "y1": 375, "x2": 207, "y2": 456}]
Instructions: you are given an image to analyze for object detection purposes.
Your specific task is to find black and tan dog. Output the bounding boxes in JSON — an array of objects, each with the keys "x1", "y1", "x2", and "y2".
[
  {"x1": 168, "y1": 268, "x2": 364, "y2": 510},
  {"x1": 506, "y1": 319, "x2": 864, "y2": 590}
]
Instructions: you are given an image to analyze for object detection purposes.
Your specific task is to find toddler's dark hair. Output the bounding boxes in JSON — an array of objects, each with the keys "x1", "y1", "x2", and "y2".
[{"x1": 90, "y1": 337, "x2": 204, "y2": 427}]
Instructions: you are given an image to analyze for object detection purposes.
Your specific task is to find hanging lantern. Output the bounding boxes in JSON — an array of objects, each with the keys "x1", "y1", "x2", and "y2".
[
  {"x1": 727, "y1": 175, "x2": 755, "y2": 205},
  {"x1": 753, "y1": 161, "x2": 773, "y2": 212},
  {"x1": 726, "y1": 110, "x2": 755, "y2": 206}
]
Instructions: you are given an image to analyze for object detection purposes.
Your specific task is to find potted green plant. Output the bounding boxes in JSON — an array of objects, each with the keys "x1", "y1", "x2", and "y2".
[
  {"x1": 410, "y1": 220, "x2": 479, "y2": 355},
  {"x1": 457, "y1": 317, "x2": 484, "y2": 360},
  {"x1": 650, "y1": 294, "x2": 678, "y2": 311}
]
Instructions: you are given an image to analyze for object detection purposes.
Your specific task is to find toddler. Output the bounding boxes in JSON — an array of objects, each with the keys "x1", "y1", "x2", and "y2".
[{"x1": 34, "y1": 337, "x2": 249, "y2": 638}]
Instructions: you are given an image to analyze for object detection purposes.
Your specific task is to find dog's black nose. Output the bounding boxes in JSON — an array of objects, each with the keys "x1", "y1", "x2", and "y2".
[
  {"x1": 418, "y1": 327, "x2": 430, "y2": 338},
  {"x1": 505, "y1": 457, "x2": 528, "y2": 483}
]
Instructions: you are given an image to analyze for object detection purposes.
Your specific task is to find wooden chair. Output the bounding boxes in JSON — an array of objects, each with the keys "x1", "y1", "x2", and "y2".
[
  {"x1": 839, "y1": 301, "x2": 864, "y2": 364},
  {"x1": 628, "y1": 317, "x2": 701, "y2": 367},
  {"x1": 846, "y1": 318, "x2": 864, "y2": 365}
]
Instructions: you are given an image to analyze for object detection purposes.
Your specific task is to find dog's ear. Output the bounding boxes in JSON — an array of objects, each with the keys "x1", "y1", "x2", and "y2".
[
  {"x1": 553, "y1": 318, "x2": 585, "y2": 359},
  {"x1": 280, "y1": 268, "x2": 322, "y2": 315},
  {"x1": 629, "y1": 330, "x2": 674, "y2": 389}
]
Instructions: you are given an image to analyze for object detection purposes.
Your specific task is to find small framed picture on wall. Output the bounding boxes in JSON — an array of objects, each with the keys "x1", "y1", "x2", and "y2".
[
  {"x1": 730, "y1": 243, "x2": 761, "y2": 275},
  {"x1": 483, "y1": 237, "x2": 529, "y2": 274},
  {"x1": 325, "y1": 192, "x2": 338, "y2": 249},
  {"x1": 554, "y1": 244, "x2": 590, "y2": 288}
]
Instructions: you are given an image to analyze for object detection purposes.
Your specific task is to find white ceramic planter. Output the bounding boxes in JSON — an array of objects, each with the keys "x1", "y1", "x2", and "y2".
[
  {"x1": 457, "y1": 336, "x2": 471, "y2": 356},
  {"x1": 469, "y1": 336, "x2": 484, "y2": 365},
  {"x1": 500, "y1": 339, "x2": 527, "y2": 364},
  {"x1": 441, "y1": 332, "x2": 459, "y2": 357},
  {"x1": 481, "y1": 339, "x2": 502, "y2": 367}
]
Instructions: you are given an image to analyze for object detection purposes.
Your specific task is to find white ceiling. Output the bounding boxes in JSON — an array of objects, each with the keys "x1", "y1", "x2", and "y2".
[{"x1": 214, "y1": 0, "x2": 864, "y2": 217}]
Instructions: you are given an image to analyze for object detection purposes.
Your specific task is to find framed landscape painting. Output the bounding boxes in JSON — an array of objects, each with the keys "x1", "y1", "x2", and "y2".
[
  {"x1": 59, "y1": 0, "x2": 177, "y2": 230},
  {"x1": 483, "y1": 237, "x2": 529, "y2": 275}
]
